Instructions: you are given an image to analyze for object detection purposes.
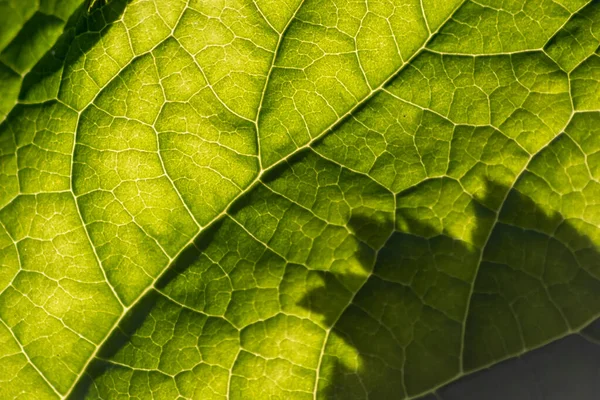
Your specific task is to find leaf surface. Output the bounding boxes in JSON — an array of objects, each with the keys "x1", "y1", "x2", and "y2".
[{"x1": 0, "y1": 0, "x2": 599, "y2": 399}]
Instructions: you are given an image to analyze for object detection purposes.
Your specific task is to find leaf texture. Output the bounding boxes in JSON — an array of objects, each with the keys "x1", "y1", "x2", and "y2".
[{"x1": 0, "y1": 0, "x2": 599, "y2": 399}]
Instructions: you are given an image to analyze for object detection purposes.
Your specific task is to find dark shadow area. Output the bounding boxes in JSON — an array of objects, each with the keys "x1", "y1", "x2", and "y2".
[
  {"x1": 1, "y1": 12, "x2": 65, "y2": 75},
  {"x1": 299, "y1": 178, "x2": 600, "y2": 399},
  {"x1": 0, "y1": 1, "x2": 87, "y2": 120},
  {"x1": 301, "y1": 178, "x2": 492, "y2": 400},
  {"x1": 16, "y1": 0, "x2": 131, "y2": 103}
]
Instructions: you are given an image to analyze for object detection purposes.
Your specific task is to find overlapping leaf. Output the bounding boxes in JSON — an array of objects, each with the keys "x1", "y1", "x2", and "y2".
[{"x1": 0, "y1": 0, "x2": 599, "y2": 399}]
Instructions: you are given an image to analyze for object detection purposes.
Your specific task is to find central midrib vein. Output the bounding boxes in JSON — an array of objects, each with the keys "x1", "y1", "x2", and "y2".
[{"x1": 64, "y1": 0, "x2": 472, "y2": 396}]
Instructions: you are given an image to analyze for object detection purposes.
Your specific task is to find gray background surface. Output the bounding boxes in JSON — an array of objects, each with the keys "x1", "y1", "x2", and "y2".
[{"x1": 418, "y1": 319, "x2": 600, "y2": 400}]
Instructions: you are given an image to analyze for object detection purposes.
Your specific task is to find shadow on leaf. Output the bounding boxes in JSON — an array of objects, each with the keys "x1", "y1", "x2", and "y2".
[
  {"x1": 16, "y1": 0, "x2": 131, "y2": 103},
  {"x1": 68, "y1": 175, "x2": 600, "y2": 399},
  {"x1": 300, "y1": 178, "x2": 600, "y2": 399}
]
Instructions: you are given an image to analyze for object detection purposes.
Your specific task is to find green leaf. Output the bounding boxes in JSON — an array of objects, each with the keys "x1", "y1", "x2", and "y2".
[{"x1": 0, "y1": 0, "x2": 599, "y2": 399}]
